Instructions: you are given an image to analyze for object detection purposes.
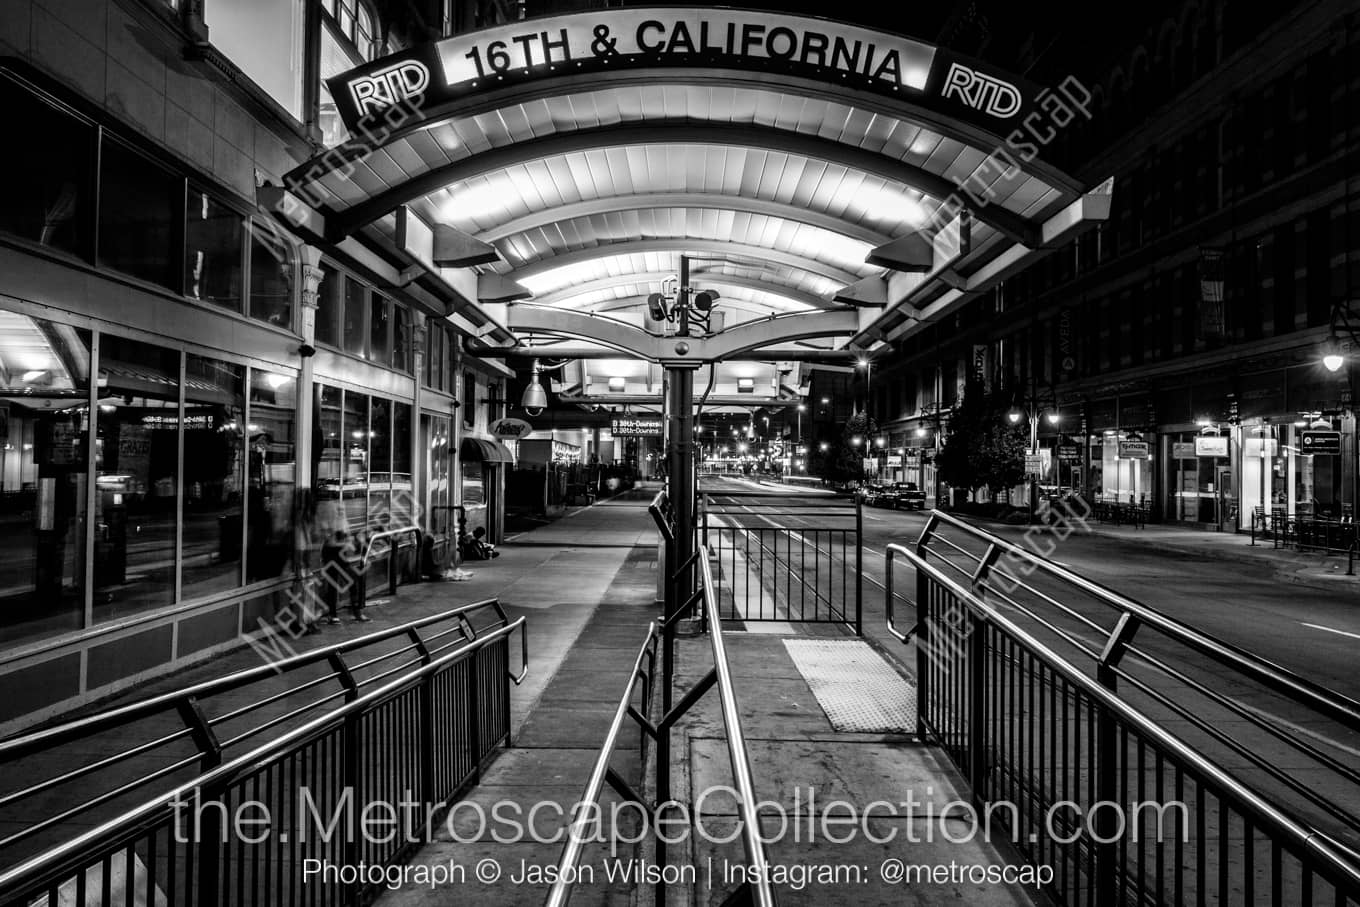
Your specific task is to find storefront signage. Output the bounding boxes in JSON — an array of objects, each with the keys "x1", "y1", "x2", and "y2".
[
  {"x1": 1057, "y1": 445, "x2": 1081, "y2": 461},
  {"x1": 326, "y1": 9, "x2": 1067, "y2": 137},
  {"x1": 1117, "y1": 441, "x2": 1150, "y2": 459},
  {"x1": 1300, "y1": 430, "x2": 1342, "y2": 455},
  {"x1": 611, "y1": 417, "x2": 663, "y2": 437},
  {"x1": 1171, "y1": 442, "x2": 1195, "y2": 460},
  {"x1": 885, "y1": 455, "x2": 902, "y2": 467},
  {"x1": 489, "y1": 417, "x2": 534, "y2": 439},
  {"x1": 1195, "y1": 436, "x2": 1229, "y2": 457}
]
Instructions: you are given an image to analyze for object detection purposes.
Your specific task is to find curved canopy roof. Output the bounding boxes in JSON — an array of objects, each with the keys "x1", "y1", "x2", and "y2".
[{"x1": 276, "y1": 7, "x2": 1111, "y2": 378}]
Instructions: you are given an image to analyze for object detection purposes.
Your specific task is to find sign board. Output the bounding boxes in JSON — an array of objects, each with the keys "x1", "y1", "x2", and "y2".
[
  {"x1": 327, "y1": 8, "x2": 1056, "y2": 137},
  {"x1": 1024, "y1": 454, "x2": 1044, "y2": 474},
  {"x1": 1117, "y1": 441, "x2": 1150, "y2": 459},
  {"x1": 611, "y1": 417, "x2": 663, "y2": 437},
  {"x1": 1243, "y1": 437, "x2": 1279, "y2": 458},
  {"x1": 1057, "y1": 445, "x2": 1081, "y2": 462},
  {"x1": 1300, "y1": 430, "x2": 1342, "y2": 455},
  {"x1": 885, "y1": 455, "x2": 902, "y2": 467},
  {"x1": 488, "y1": 417, "x2": 534, "y2": 439},
  {"x1": 1172, "y1": 442, "x2": 1195, "y2": 460},
  {"x1": 1195, "y1": 436, "x2": 1229, "y2": 458}
]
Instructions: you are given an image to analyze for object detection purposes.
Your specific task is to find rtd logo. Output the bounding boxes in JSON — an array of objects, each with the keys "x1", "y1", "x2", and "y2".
[
  {"x1": 940, "y1": 62, "x2": 1022, "y2": 118},
  {"x1": 347, "y1": 61, "x2": 431, "y2": 115}
]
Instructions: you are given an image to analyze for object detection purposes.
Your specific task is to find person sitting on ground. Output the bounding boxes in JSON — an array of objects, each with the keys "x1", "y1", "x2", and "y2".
[{"x1": 460, "y1": 526, "x2": 500, "y2": 560}]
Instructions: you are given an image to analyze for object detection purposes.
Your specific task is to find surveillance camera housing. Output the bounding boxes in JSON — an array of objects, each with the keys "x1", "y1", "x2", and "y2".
[
  {"x1": 298, "y1": 342, "x2": 316, "y2": 358},
  {"x1": 647, "y1": 292, "x2": 669, "y2": 323}
]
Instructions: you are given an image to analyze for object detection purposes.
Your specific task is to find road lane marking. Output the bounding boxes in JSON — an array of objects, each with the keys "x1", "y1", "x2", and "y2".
[{"x1": 1302, "y1": 622, "x2": 1360, "y2": 642}]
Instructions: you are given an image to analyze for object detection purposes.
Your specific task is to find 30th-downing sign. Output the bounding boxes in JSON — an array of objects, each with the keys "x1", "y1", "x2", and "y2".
[
  {"x1": 328, "y1": 9, "x2": 1072, "y2": 136},
  {"x1": 611, "y1": 417, "x2": 664, "y2": 437}
]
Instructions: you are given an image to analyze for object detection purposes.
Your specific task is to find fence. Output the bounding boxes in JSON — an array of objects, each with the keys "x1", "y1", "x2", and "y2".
[
  {"x1": 884, "y1": 509, "x2": 1360, "y2": 906},
  {"x1": 0, "y1": 602, "x2": 527, "y2": 907},
  {"x1": 700, "y1": 490, "x2": 861, "y2": 632}
]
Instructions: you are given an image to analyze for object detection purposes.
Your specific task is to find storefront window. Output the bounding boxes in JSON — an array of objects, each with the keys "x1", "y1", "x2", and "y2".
[
  {"x1": 0, "y1": 74, "x2": 93, "y2": 258},
  {"x1": 0, "y1": 315, "x2": 92, "y2": 646},
  {"x1": 248, "y1": 224, "x2": 293, "y2": 328},
  {"x1": 98, "y1": 139, "x2": 180, "y2": 290},
  {"x1": 1098, "y1": 433, "x2": 1155, "y2": 505},
  {"x1": 185, "y1": 190, "x2": 244, "y2": 312},
  {"x1": 247, "y1": 369, "x2": 298, "y2": 581},
  {"x1": 461, "y1": 458, "x2": 486, "y2": 533},
  {"x1": 368, "y1": 396, "x2": 391, "y2": 533},
  {"x1": 95, "y1": 336, "x2": 180, "y2": 622},
  {"x1": 425, "y1": 415, "x2": 451, "y2": 537},
  {"x1": 343, "y1": 391, "x2": 370, "y2": 532},
  {"x1": 182, "y1": 355, "x2": 245, "y2": 599},
  {"x1": 392, "y1": 402, "x2": 413, "y2": 526},
  {"x1": 316, "y1": 268, "x2": 341, "y2": 348},
  {"x1": 314, "y1": 384, "x2": 346, "y2": 546}
]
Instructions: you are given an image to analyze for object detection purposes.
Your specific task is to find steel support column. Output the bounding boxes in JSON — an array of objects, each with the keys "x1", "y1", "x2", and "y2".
[{"x1": 665, "y1": 362, "x2": 698, "y2": 618}]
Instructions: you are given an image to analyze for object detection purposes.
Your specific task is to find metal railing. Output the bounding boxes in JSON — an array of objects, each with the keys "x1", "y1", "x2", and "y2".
[
  {"x1": 700, "y1": 490, "x2": 862, "y2": 632},
  {"x1": 1, "y1": 611, "x2": 526, "y2": 907},
  {"x1": 544, "y1": 499, "x2": 776, "y2": 906},
  {"x1": 0, "y1": 601, "x2": 526, "y2": 875},
  {"x1": 358, "y1": 524, "x2": 425, "y2": 595},
  {"x1": 884, "y1": 510, "x2": 1360, "y2": 906}
]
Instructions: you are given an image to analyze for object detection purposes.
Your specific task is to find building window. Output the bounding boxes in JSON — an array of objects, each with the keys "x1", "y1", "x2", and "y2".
[
  {"x1": 247, "y1": 368, "x2": 298, "y2": 582},
  {"x1": 463, "y1": 372, "x2": 476, "y2": 428},
  {"x1": 0, "y1": 73, "x2": 93, "y2": 258},
  {"x1": 368, "y1": 395, "x2": 391, "y2": 532},
  {"x1": 369, "y1": 295, "x2": 392, "y2": 367},
  {"x1": 248, "y1": 223, "x2": 294, "y2": 329},
  {"x1": 183, "y1": 354, "x2": 245, "y2": 599},
  {"x1": 0, "y1": 314, "x2": 92, "y2": 647},
  {"x1": 203, "y1": 0, "x2": 306, "y2": 119},
  {"x1": 343, "y1": 279, "x2": 368, "y2": 357},
  {"x1": 392, "y1": 305, "x2": 410, "y2": 373},
  {"x1": 95, "y1": 335, "x2": 182, "y2": 621},
  {"x1": 185, "y1": 189, "x2": 244, "y2": 312},
  {"x1": 316, "y1": 268, "x2": 342, "y2": 347},
  {"x1": 98, "y1": 139, "x2": 181, "y2": 291}
]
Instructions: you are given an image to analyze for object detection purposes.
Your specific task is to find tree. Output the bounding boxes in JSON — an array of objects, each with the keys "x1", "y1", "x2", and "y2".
[
  {"x1": 814, "y1": 410, "x2": 878, "y2": 486},
  {"x1": 937, "y1": 376, "x2": 1027, "y2": 498}
]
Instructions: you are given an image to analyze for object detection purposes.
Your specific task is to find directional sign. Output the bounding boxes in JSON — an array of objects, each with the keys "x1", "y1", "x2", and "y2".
[
  {"x1": 1024, "y1": 454, "x2": 1044, "y2": 474},
  {"x1": 1300, "y1": 430, "x2": 1342, "y2": 455},
  {"x1": 611, "y1": 417, "x2": 663, "y2": 437}
]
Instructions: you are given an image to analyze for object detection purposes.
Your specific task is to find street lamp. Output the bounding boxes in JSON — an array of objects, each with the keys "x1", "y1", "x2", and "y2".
[
  {"x1": 1046, "y1": 411, "x2": 1061, "y2": 426},
  {"x1": 1323, "y1": 331, "x2": 1345, "y2": 372},
  {"x1": 1008, "y1": 408, "x2": 1023, "y2": 424}
]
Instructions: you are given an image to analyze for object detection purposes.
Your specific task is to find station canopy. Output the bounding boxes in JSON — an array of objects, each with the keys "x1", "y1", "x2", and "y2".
[{"x1": 274, "y1": 7, "x2": 1111, "y2": 412}]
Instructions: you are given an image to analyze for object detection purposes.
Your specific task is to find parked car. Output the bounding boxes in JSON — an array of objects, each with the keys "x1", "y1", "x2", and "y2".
[
  {"x1": 888, "y1": 482, "x2": 928, "y2": 510},
  {"x1": 859, "y1": 483, "x2": 888, "y2": 506}
]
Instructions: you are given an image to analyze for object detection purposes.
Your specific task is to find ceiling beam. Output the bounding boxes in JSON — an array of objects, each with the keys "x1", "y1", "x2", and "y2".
[
  {"x1": 505, "y1": 239, "x2": 861, "y2": 289},
  {"x1": 532, "y1": 271, "x2": 829, "y2": 311},
  {"x1": 332, "y1": 120, "x2": 1043, "y2": 245},
  {"x1": 477, "y1": 193, "x2": 893, "y2": 246}
]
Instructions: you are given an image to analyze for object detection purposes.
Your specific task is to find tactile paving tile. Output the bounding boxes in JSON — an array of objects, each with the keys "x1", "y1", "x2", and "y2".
[{"x1": 782, "y1": 639, "x2": 916, "y2": 733}]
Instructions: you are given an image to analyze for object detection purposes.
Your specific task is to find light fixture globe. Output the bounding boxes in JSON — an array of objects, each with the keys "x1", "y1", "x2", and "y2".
[
  {"x1": 1008, "y1": 409, "x2": 1023, "y2": 424},
  {"x1": 1322, "y1": 331, "x2": 1345, "y2": 372},
  {"x1": 1046, "y1": 411, "x2": 1061, "y2": 426}
]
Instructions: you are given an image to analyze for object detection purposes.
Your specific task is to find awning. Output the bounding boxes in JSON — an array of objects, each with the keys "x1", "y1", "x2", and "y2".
[{"x1": 461, "y1": 437, "x2": 514, "y2": 463}]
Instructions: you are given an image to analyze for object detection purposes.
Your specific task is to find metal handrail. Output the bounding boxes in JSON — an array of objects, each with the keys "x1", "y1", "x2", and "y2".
[
  {"x1": 0, "y1": 599, "x2": 508, "y2": 758},
  {"x1": 886, "y1": 541, "x2": 1360, "y2": 896},
  {"x1": 544, "y1": 550, "x2": 777, "y2": 907},
  {"x1": 359, "y1": 524, "x2": 424, "y2": 570},
  {"x1": 0, "y1": 601, "x2": 512, "y2": 858},
  {"x1": 697, "y1": 550, "x2": 778, "y2": 907},
  {"x1": 0, "y1": 617, "x2": 527, "y2": 902},
  {"x1": 544, "y1": 624, "x2": 660, "y2": 907},
  {"x1": 915, "y1": 510, "x2": 1360, "y2": 731}
]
